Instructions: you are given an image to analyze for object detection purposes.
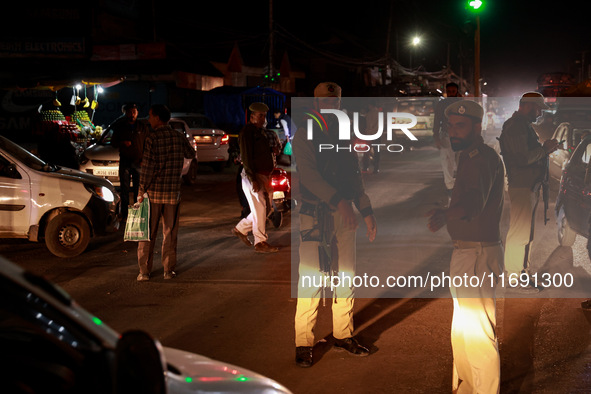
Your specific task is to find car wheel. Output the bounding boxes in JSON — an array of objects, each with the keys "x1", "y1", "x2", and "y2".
[
  {"x1": 183, "y1": 160, "x2": 198, "y2": 185},
  {"x1": 557, "y1": 205, "x2": 576, "y2": 247},
  {"x1": 45, "y1": 212, "x2": 91, "y2": 257}
]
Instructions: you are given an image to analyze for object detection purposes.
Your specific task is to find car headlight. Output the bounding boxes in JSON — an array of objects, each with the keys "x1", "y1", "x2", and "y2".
[{"x1": 85, "y1": 184, "x2": 115, "y2": 202}]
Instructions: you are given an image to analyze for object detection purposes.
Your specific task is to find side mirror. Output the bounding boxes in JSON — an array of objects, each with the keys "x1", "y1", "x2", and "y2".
[
  {"x1": 116, "y1": 330, "x2": 167, "y2": 394},
  {"x1": 1, "y1": 163, "x2": 22, "y2": 179}
]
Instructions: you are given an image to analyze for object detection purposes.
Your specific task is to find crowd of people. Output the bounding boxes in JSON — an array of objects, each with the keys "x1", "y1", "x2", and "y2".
[{"x1": 113, "y1": 81, "x2": 565, "y2": 393}]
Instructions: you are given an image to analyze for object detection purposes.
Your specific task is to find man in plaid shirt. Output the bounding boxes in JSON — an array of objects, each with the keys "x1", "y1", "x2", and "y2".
[{"x1": 136, "y1": 104, "x2": 195, "y2": 281}]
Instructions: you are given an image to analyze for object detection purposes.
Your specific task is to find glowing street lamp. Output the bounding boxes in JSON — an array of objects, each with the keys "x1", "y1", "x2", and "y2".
[{"x1": 410, "y1": 36, "x2": 422, "y2": 69}]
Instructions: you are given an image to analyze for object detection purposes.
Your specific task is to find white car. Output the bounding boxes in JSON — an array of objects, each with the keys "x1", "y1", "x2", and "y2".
[
  {"x1": 172, "y1": 113, "x2": 230, "y2": 172},
  {"x1": 0, "y1": 255, "x2": 292, "y2": 393},
  {"x1": 80, "y1": 118, "x2": 199, "y2": 186},
  {"x1": 0, "y1": 135, "x2": 120, "y2": 257}
]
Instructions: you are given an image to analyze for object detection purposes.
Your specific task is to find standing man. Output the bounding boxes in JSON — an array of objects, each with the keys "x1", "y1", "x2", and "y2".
[
  {"x1": 433, "y1": 82, "x2": 463, "y2": 194},
  {"x1": 293, "y1": 82, "x2": 377, "y2": 367},
  {"x1": 427, "y1": 100, "x2": 505, "y2": 394},
  {"x1": 499, "y1": 92, "x2": 558, "y2": 292},
  {"x1": 111, "y1": 103, "x2": 149, "y2": 218},
  {"x1": 136, "y1": 104, "x2": 195, "y2": 281},
  {"x1": 231, "y1": 102, "x2": 279, "y2": 253},
  {"x1": 272, "y1": 108, "x2": 293, "y2": 141}
]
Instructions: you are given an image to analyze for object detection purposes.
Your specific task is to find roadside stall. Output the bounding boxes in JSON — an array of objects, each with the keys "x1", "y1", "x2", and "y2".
[{"x1": 32, "y1": 80, "x2": 118, "y2": 168}]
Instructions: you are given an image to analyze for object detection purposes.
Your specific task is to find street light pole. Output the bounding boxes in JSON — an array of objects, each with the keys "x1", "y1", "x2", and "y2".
[
  {"x1": 474, "y1": 14, "x2": 480, "y2": 97},
  {"x1": 467, "y1": 0, "x2": 484, "y2": 97}
]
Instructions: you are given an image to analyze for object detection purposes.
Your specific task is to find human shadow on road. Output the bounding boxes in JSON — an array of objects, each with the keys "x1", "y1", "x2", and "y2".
[{"x1": 500, "y1": 245, "x2": 591, "y2": 393}]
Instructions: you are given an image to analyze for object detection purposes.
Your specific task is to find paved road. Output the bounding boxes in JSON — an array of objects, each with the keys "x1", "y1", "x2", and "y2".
[{"x1": 2, "y1": 145, "x2": 591, "y2": 393}]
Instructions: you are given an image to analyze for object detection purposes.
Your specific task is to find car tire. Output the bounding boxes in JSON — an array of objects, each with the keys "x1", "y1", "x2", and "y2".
[
  {"x1": 45, "y1": 212, "x2": 91, "y2": 257},
  {"x1": 557, "y1": 205, "x2": 576, "y2": 247},
  {"x1": 183, "y1": 160, "x2": 198, "y2": 185}
]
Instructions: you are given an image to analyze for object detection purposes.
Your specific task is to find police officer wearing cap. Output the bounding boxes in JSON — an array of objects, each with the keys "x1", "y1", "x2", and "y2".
[
  {"x1": 499, "y1": 92, "x2": 559, "y2": 293},
  {"x1": 110, "y1": 102, "x2": 149, "y2": 218},
  {"x1": 433, "y1": 82, "x2": 463, "y2": 193},
  {"x1": 427, "y1": 100, "x2": 505, "y2": 394},
  {"x1": 231, "y1": 102, "x2": 279, "y2": 253},
  {"x1": 292, "y1": 82, "x2": 377, "y2": 367}
]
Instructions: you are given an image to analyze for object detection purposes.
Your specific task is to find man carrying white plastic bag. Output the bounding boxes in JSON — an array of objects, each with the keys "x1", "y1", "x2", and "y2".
[{"x1": 135, "y1": 104, "x2": 196, "y2": 282}]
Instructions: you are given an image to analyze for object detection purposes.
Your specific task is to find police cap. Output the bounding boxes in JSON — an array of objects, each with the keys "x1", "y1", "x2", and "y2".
[
  {"x1": 314, "y1": 82, "x2": 342, "y2": 98},
  {"x1": 444, "y1": 100, "x2": 484, "y2": 121},
  {"x1": 520, "y1": 92, "x2": 549, "y2": 109},
  {"x1": 248, "y1": 102, "x2": 269, "y2": 113}
]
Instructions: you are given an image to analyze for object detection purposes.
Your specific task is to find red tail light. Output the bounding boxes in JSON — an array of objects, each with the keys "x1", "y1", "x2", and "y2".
[
  {"x1": 220, "y1": 134, "x2": 229, "y2": 145},
  {"x1": 270, "y1": 170, "x2": 290, "y2": 192}
]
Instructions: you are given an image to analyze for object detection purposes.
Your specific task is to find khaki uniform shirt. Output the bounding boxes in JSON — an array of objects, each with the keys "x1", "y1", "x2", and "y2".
[{"x1": 447, "y1": 137, "x2": 505, "y2": 242}]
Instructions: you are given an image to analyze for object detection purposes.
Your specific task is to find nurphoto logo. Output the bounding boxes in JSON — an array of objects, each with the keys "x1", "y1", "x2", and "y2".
[{"x1": 305, "y1": 109, "x2": 419, "y2": 153}]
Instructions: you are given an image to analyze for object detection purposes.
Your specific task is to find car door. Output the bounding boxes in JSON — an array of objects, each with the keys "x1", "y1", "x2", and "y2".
[
  {"x1": 562, "y1": 138, "x2": 591, "y2": 234},
  {"x1": 0, "y1": 153, "x2": 31, "y2": 236},
  {"x1": 549, "y1": 123, "x2": 571, "y2": 180}
]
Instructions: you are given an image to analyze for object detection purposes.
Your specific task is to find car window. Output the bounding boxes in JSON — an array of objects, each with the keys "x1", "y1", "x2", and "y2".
[
  {"x1": 169, "y1": 121, "x2": 185, "y2": 133},
  {"x1": 180, "y1": 116, "x2": 214, "y2": 129},
  {"x1": 0, "y1": 136, "x2": 47, "y2": 171},
  {"x1": 0, "y1": 274, "x2": 110, "y2": 392},
  {"x1": 583, "y1": 143, "x2": 591, "y2": 165},
  {"x1": 397, "y1": 100, "x2": 435, "y2": 116},
  {"x1": 99, "y1": 127, "x2": 114, "y2": 145},
  {"x1": 574, "y1": 130, "x2": 591, "y2": 150},
  {"x1": 554, "y1": 125, "x2": 567, "y2": 150}
]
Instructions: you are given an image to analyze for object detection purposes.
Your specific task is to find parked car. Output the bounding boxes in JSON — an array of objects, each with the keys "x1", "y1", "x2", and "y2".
[
  {"x1": 172, "y1": 113, "x2": 230, "y2": 172},
  {"x1": 392, "y1": 97, "x2": 440, "y2": 140},
  {"x1": 79, "y1": 118, "x2": 199, "y2": 186},
  {"x1": 549, "y1": 122, "x2": 591, "y2": 180},
  {"x1": 555, "y1": 134, "x2": 591, "y2": 246},
  {"x1": 0, "y1": 255, "x2": 292, "y2": 393},
  {"x1": 0, "y1": 135, "x2": 120, "y2": 257}
]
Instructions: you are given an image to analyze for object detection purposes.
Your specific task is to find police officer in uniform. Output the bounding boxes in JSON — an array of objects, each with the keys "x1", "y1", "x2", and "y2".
[
  {"x1": 293, "y1": 82, "x2": 377, "y2": 367},
  {"x1": 427, "y1": 100, "x2": 504, "y2": 394},
  {"x1": 433, "y1": 82, "x2": 463, "y2": 193},
  {"x1": 499, "y1": 92, "x2": 558, "y2": 292}
]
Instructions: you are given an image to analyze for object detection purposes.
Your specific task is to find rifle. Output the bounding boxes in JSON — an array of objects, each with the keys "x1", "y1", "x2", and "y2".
[{"x1": 542, "y1": 155, "x2": 550, "y2": 225}]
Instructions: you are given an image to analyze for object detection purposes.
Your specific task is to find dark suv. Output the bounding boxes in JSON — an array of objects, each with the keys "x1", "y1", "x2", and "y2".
[{"x1": 555, "y1": 134, "x2": 591, "y2": 248}]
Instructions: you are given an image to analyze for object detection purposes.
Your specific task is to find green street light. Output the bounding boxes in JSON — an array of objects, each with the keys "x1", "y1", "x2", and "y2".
[{"x1": 468, "y1": 0, "x2": 483, "y2": 11}]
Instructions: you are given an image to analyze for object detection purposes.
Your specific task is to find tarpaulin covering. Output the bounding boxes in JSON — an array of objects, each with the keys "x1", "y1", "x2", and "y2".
[{"x1": 204, "y1": 86, "x2": 285, "y2": 134}]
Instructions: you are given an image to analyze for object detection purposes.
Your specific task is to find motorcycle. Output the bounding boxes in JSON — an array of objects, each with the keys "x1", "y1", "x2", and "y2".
[{"x1": 268, "y1": 168, "x2": 291, "y2": 228}]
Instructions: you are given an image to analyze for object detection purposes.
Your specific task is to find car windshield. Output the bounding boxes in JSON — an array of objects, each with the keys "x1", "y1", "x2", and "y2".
[
  {"x1": 0, "y1": 136, "x2": 53, "y2": 172},
  {"x1": 397, "y1": 99, "x2": 436, "y2": 116},
  {"x1": 177, "y1": 116, "x2": 215, "y2": 129},
  {"x1": 97, "y1": 127, "x2": 114, "y2": 145}
]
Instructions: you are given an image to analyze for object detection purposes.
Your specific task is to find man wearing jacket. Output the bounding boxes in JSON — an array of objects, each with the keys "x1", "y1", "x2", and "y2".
[{"x1": 232, "y1": 102, "x2": 279, "y2": 253}]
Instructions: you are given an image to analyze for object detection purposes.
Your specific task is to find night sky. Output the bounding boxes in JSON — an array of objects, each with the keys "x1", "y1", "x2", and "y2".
[{"x1": 161, "y1": 0, "x2": 591, "y2": 97}]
